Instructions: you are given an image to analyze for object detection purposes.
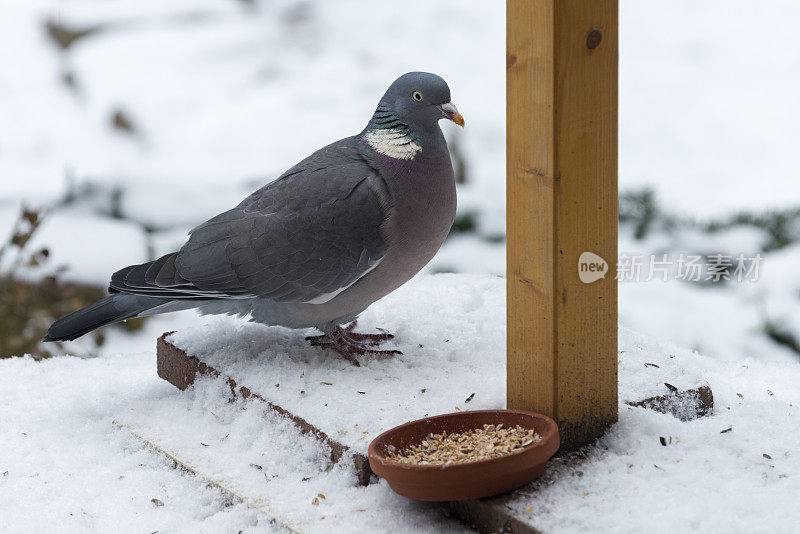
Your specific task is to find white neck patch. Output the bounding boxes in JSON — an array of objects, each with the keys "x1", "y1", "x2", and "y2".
[{"x1": 364, "y1": 128, "x2": 422, "y2": 160}]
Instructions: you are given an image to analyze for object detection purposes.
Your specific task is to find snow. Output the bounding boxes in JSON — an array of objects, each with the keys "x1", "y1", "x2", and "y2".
[
  {"x1": 618, "y1": 229, "x2": 800, "y2": 365},
  {"x1": 0, "y1": 351, "x2": 267, "y2": 533},
  {"x1": 620, "y1": 1, "x2": 800, "y2": 215},
  {"x1": 509, "y1": 340, "x2": 800, "y2": 533},
  {"x1": 116, "y1": 377, "x2": 470, "y2": 533},
  {"x1": 4, "y1": 274, "x2": 800, "y2": 533}
]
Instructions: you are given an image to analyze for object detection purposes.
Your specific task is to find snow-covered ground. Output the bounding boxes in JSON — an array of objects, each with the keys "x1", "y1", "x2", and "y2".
[{"x1": 2, "y1": 0, "x2": 800, "y2": 532}]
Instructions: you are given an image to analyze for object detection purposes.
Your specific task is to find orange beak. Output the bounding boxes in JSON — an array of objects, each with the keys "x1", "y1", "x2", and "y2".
[{"x1": 440, "y1": 102, "x2": 465, "y2": 127}]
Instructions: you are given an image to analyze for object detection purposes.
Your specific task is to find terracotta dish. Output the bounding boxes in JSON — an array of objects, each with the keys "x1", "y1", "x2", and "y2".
[{"x1": 368, "y1": 409, "x2": 559, "y2": 501}]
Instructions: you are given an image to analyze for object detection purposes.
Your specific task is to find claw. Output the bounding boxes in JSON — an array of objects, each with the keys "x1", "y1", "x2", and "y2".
[
  {"x1": 306, "y1": 322, "x2": 400, "y2": 366},
  {"x1": 339, "y1": 352, "x2": 361, "y2": 367}
]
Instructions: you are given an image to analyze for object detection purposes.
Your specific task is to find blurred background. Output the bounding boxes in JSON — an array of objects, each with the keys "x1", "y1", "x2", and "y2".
[{"x1": 1, "y1": 0, "x2": 799, "y2": 364}]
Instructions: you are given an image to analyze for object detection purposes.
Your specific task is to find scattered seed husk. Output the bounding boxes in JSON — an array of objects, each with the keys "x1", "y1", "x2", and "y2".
[{"x1": 386, "y1": 424, "x2": 542, "y2": 465}]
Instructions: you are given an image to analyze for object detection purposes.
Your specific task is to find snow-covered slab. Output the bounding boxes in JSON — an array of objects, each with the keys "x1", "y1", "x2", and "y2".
[
  {"x1": 617, "y1": 327, "x2": 709, "y2": 404},
  {"x1": 112, "y1": 418, "x2": 298, "y2": 533},
  {"x1": 154, "y1": 333, "x2": 373, "y2": 485},
  {"x1": 157, "y1": 274, "x2": 708, "y2": 457},
  {"x1": 110, "y1": 375, "x2": 468, "y2": 533},
  {"x1": 112, "y1": 376, "x2": 468, "y2": 534},
  {"x1": 164, "y1": 274, "x2": 510, "y2": 455}
]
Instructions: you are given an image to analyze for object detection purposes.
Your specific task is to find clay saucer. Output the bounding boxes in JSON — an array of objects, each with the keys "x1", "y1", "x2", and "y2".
[{"x1": 368, "y1": 409, "x2": 559, "y2": 501}]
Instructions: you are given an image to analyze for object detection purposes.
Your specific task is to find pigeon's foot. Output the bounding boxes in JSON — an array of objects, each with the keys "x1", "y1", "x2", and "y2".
[{"x1": 305, "y1": 320, "x2": 400, "y2": 367}]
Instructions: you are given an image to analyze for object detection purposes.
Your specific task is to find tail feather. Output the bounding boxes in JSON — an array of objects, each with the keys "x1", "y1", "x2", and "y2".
[{"x1": 44, "y1": 294, "x2": 168, "y2": 342}]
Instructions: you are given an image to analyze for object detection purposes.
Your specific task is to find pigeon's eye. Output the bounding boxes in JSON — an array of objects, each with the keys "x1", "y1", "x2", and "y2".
[{"x1": 412, "y1": 91, "x2": 423, "y2": 102}]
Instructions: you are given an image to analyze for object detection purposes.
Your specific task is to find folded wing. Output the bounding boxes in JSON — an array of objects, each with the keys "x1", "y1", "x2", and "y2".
[{"x1": 109, "y1": 139, "x2": 390, "y2": 304}]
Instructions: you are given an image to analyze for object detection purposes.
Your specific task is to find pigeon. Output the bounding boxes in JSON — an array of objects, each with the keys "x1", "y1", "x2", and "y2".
[{"x1": 44, "y1": 71, "x2": 464, "y2": 366}]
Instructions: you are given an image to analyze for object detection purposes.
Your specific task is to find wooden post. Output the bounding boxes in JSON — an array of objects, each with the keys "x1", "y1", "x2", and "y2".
[{"x1": 507, "y1": 0, "x2": 618, "y2": 448}]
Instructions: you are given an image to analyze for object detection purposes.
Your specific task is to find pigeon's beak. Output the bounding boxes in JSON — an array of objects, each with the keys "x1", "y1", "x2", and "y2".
[{"x1": 439, "y1": 102, "x2": 465, "y2": 128}]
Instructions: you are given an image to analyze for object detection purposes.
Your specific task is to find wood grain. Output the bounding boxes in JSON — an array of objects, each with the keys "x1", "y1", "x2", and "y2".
[{"x1": 507, "y1": 0, "x2": 618, "y2": 448}]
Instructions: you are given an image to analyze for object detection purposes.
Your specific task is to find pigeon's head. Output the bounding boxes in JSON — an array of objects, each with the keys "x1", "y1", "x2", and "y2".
[{"x1": 373, "y1": 72, "x2": 464, "y2": 132}]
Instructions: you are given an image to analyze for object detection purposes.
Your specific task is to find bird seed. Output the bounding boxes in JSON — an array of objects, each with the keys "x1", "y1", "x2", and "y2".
[{"x1": 385, "y1": 423, "x2": 542, "y2": 465}]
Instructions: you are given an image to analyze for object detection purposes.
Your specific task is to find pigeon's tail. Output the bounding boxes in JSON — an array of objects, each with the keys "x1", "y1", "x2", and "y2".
[{"x1": 44, "y1": 293, "x2": 169, "y2": 342}]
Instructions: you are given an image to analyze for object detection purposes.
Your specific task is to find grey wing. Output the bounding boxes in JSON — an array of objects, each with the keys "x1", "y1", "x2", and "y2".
[{"x1": 110, "y1": 139, "x2": 391, "y2": 303}]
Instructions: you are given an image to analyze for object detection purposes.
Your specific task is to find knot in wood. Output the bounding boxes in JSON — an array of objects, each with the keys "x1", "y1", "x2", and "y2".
[{"x1": 586, "y1": 29, "x2": 602, "y2": 50}]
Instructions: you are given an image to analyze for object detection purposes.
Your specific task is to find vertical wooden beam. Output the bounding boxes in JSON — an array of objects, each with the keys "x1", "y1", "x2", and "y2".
[{"x1": 507, "y1": 0, "x2": 618, "y2": 448}]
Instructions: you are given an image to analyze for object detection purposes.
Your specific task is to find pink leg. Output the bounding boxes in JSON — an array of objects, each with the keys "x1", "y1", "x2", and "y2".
[{"x1": 305, "y1": 321, "x2": 400, "y2": 367}]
